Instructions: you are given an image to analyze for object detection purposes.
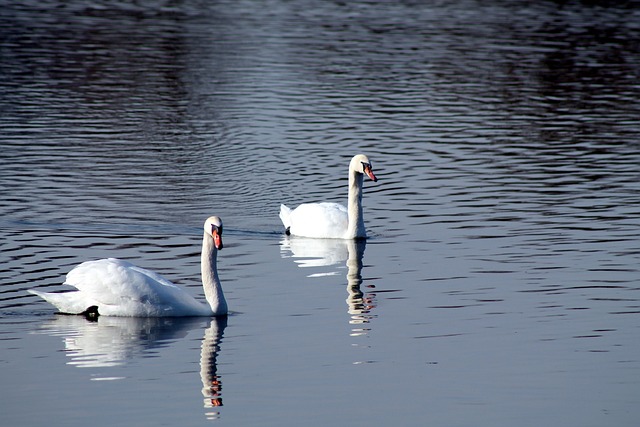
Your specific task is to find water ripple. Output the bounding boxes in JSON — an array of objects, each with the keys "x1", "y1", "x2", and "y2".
[{"x1": 2, "y1": 0, "x2": 640, "y2": 424}]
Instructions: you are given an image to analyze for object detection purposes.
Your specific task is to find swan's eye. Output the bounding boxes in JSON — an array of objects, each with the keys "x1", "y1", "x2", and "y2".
[
  {"x1": 361, "y1": 162, "x2": 372, "y2": 171},
  {"x1": 211, "y1": 225, "x2": 222, "y2": 235}
]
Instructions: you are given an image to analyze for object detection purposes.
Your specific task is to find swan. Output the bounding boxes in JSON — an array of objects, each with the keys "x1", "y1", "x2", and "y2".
[
  {"x1": 279, "y1": 154, "x2": 378, "y2": 239},
  {"x1": 28, "y1": 216, "x2": 228, "y2": 317}
]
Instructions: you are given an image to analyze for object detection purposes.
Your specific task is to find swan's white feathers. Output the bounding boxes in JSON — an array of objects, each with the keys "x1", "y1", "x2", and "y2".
[
  {"x1": 279, "y1": 204, "x2": 293, "y2": 230},
  {"x1": 28, "y1": 288, "x2": 96, "y2": 316},
  {"x1": 29, "y1": 216, "x2": 227, "y2": 317},
  {"x1": 30, "y1": 258, "x2": 211, "y2": 317},
  {"x1": 286, "y1": 202, "x2": 348, "y2": 239},
  {"x1": 279, "y1": 154, "x2": 377, "y2": 239}
]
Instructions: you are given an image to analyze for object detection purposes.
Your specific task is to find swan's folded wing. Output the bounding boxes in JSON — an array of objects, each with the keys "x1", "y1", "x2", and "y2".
[
  {"x1": 65, "y1": 259, "x2": 164, "y2": 304},
  {"x1": 289, "y1": 202, "x2": 348, "y2": 238}
]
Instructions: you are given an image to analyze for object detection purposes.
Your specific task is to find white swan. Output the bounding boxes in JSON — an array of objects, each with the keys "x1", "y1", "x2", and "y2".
[
  {"x1": 29, "y1": 216, "x2": 228, "y2": 317},
  {"x1": 279, "y1": 154, "x2": 378, "y2": 239}
]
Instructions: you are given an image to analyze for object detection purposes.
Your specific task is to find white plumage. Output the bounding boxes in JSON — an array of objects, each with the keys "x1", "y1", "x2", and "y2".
[
  {"x1": 29, "y1": 216, "x2": 227, "y2": 317},
  {"x1": 279, "y1": 154, "x2": 378, "y2": 239}
]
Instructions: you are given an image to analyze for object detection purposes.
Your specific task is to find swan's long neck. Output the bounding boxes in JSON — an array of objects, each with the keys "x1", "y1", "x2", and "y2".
[
  {"x1": 201, "y1": 233, "x2": 228, "y2": 315},
  {"x1": 346, "y1": 169, "x2": 366, "y2": 239}
]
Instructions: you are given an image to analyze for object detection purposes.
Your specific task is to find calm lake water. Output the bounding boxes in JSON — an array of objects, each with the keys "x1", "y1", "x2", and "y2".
[{"x1": 1, "y1": 0, "x2": 640, "y2": 426}]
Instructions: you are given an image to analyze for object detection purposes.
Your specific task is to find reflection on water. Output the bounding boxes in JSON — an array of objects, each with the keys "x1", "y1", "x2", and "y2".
[
  {"x1": 280, "y1": 238, "x2": 377, "y2": 339},
  {"x1": 344, "y1": 240, "x2": 377, "y2": 337},
  {"x1": 33, "y1": 316, "x2": 202, "y2": 371},
  {"x1": 32, "y1": 315, "x2": 227, "y2": 420},
  {"x1": 200, "y1": 316, "x2": 227, "y2": 420},
  {"x1": 1, "y1": 0, "x2": 640, "y2": 425},
  {"x1": 280, "y1": 238, "x2": 349, "y2": 272}
]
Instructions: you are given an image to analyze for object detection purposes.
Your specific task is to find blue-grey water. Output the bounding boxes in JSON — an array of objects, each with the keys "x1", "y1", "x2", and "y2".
[{"x1": 1, "y1": 0, "x2": 640, "y2": 426}]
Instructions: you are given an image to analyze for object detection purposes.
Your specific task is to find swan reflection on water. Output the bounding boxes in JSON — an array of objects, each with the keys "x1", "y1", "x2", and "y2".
[
  {"x1": 32, "y1": 315, "x2": 227, "y2": 420},
  {"x1": 280, "y1": 237, "x2": 377, "y2": 333},
  {"x1": 200, "y1": 316, "x2": 226, "y2": 417}
]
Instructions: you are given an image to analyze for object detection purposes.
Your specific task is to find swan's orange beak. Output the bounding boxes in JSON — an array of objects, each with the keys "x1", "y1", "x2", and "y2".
[
  {"x1": 213, "y1": 229, "x2": 223, "y2": 250},
  {"x1": 364, "y1": 165, "x2": 378, "y2": 182}
]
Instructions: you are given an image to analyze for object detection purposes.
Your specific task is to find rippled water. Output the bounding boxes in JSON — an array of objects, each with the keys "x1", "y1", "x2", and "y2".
[{"x1": 1, "y1": 0, "x2": 640, "y2": 426}]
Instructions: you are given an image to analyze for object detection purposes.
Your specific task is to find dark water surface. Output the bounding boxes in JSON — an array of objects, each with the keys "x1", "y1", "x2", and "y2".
[{"x1": 1, "y1": 1, "x2": 640, "y2": 426}]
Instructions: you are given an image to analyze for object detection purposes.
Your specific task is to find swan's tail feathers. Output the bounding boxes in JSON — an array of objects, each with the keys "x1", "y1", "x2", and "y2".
[
  {"x1": 28, "y1": 289, "x2": 87, "y2": 315},
  {"x1": 279, "y1": 204, "x2": 292, "y2": 232}
]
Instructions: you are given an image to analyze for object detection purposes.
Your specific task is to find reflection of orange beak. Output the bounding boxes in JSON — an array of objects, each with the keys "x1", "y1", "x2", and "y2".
[
  {"x1": 364, "y1": 166, "x2": 378, "y2": 182},
  {"x1": 213, "y1": 230, "x2": 223, "y2": 250}
]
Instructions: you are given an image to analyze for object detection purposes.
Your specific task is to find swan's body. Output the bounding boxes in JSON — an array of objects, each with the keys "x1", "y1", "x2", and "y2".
[
  {"x1": 29, "y1": 216, "x2": 228, "y2": 317},
  {"x1": 279, "y1": 154, "x2": 378, "y2": 239}
]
